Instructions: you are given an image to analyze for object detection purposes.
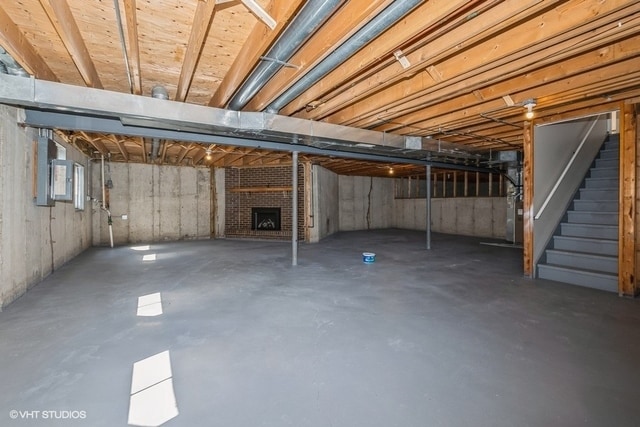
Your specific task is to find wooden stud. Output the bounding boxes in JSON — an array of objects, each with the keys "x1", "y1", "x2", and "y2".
[
  {"x1": 522, "y1": 119, "x2": 534, "y2": 278},
  {"x1": 464, "y1": 171, "x2": 468, "y2": 197},
  {"x1": 453, "y1": 171, "x2": 457, "y2": 197},
  {"x1": 619, "y1": 102, "x2": 637, "y2": 297}
]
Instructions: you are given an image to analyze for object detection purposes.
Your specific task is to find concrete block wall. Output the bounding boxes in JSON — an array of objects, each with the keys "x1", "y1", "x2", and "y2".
[
  {"x1": 394, "y1": 197, "x2": 507, "y2": 239},
  {"x1": 0, "y1": 105, "x2": 92, "y2": 309},
  {"x1": 92, "y1": 162, "x2": 211, "y2": 245},
  {"x1": 335, "y1": 173, "x2": 507, "y2": 239},
  {"x1": 225, "y1": 166, "x2": 304, "y2": 240},
  {"x1": 308, "y1": 165, "x2": 339, "y2": 243}
]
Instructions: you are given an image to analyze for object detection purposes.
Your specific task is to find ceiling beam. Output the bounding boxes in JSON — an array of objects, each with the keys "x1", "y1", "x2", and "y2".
[
  {"x1": 294, "y1": 0, "x2": 542, "y2": 120},
  {"x1": 208, "y1": 0, "x2": 306, "y2": 107},
  {"x1": 122, "y1": 0, "x2": 143, "y2": 95},
  {"x1": 361, "y1": 4, "x2": 640, "y2": 131},
  {"x1": 24, "y1": 110, "x2": 495, "y2": 172},
  {"x1": 0, "y1": 5, "x2": 57, "y2": 81},
  {"x1": 376, "y1": 35, "x2": 640, "y2": 134},
  {"x1": 175, "y1": 0, "x2": 217, "y2": 102},
  {"x1": 327, "y1": 0, "x2": 635, "y2": 128}
]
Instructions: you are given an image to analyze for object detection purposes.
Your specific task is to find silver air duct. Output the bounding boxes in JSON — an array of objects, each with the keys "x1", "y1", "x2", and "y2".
[
  {"x1": 227, "y1": 0, "x2": 343, "y2": 111},
  {"x1": 266, "y1": 0, "x2": 422, "y2": 113},
  {"x1": 150, "y1": 85, "x2": 169, "y2": 160}
]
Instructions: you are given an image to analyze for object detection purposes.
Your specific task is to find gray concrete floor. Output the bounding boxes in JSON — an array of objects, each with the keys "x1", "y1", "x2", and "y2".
[{"x1": 1, "y1": 229, "x2": 640, "y2": 427}]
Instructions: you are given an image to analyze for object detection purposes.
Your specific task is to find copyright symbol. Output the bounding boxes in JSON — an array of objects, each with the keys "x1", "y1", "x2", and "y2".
[{"x1": 9, "y1": 410, "x2": 18, "y2": 419}]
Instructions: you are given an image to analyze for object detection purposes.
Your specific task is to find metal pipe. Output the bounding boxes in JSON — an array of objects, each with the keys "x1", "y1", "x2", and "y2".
[
  {"x1": 228, "y1": 0, "x2": 343, "y2": 110},
  {"x1": 266, "y1": 0, "x2": 422, "y2": 113},
  {"x1": 113, "y1": 0, "x2": 133, "y2": 93},
  {"x1": 101, "y1": 154, "x2": 114, "y2": 248},
  {"x1": 150, "y1": 86, "x2": 169, "y2": 160},
  {"x1": 426, "y1": 163, "x2": 431, "y2": 250},
  {"x1": 292, "y1": 150, "x2": 299, "y2": 266}
]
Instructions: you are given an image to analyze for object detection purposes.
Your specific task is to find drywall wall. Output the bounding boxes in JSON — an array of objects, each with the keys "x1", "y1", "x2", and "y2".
[
  {"x1": 0, "y1": 105, "x2": 92, "y2": 309},
  {"x1": 394, "y1": 197, "x2": 507, "y2": 239},
  {"x1": 533, "y1": 115, "x2": 609, "y2": 267},
  {"x1": 91, "y1": 162, "x2": 210, "y2": 245},
  {"x1": 309, "y1": 165, "x2": 339, "y2": 242},
  {"x1": 339, "y1": 175, "x2": 395, "y2": 231}
]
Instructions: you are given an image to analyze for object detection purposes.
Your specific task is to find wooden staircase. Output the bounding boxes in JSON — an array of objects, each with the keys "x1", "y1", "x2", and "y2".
[{"x1": 537, "y1": 134, "x2": 619, "y2": 292}]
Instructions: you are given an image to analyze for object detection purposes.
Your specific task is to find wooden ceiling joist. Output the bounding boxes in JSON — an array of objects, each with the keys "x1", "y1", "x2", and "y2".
[
  {"x1": 209, "y1": 0, "x2": 306, "y2": 107},
  {"x1": 122, "y1": 0, "x2": 143, "y2": 95},
  {"x1": 0, "y1": 5, "x2": 57, "y2": 81},
  {"x1": 38, "y1": 0, "x2": 103, "y2": 89}
]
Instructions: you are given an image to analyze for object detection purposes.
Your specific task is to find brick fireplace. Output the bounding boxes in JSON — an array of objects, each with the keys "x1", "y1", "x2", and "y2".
[{"x1": 225, "y1": 166, "x2": 305, "y2": 241}]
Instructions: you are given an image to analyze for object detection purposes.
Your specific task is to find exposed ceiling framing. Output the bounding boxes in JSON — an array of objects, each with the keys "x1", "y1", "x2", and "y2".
[{"x1": 0, "y1": 0, "x2": 638, "y2": 176}]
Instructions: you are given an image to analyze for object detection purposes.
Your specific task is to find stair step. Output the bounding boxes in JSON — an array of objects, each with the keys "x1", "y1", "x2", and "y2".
[
  {"x1": 598, "y1": 148, "x2": 619, "y2": 160},
  {"x1": 596, "y1": 158, "x2": 618, "y2": 168},
  {"x1": 584, "y1": 177, "x2": 618, "y2": 188},
  {"x1": 567, "y1": 211, "x2": 618, "y2": 225},
  {"x1": 553, "y1": 235, "x2": 618, "y2": 256},
  {"x1": 546, "y1": 249, "x2": 617, "y2": 274},
  {"x1": 572, "y1": 200, "x2": 618, "y2": 212},
  {"x1": 538, "y1": 264, "x2": 618, "y2": 293},
  {"x1": 589, "y1": 167, "x2": 618, "y2": 179},
  {"x1": 560, "y1": 223, "x2": 618, "y2": 239},
  {"x1": 579, "y1": 188, "x2": 618, "y2": 201}
]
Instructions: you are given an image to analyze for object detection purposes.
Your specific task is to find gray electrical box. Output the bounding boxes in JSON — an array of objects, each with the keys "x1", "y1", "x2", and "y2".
[
  {"x1": 36, "y1": 136, "x2": 56, "y2": 206},
  {"x1": 51, "y1": 159, "x2": 74, "y2": 201},
  {"x1": 36, "y1": 137, "x2": 74, "y2": 205}
]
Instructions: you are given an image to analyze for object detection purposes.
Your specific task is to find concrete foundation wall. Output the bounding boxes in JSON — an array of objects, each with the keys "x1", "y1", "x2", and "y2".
[
  {"x1": 394, "y1": 197, "x2": 506, "y2": 239},
  {"x1": 338, "y1": 175, "x2": 395, "y2": 231},
  {"x1": 0, "y1": 105, "x2": 92, "y2": 309},
  {"x1": 309, "y1": 165, "x2": 339, "y2": 242},
  {"x1": 92, "y1": 162, "x2": 210, "y2": 245}
]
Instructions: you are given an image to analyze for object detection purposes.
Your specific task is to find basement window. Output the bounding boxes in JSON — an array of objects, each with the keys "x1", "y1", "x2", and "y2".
[{"x1": 394, "y1": 172, "x2": 506, "y2": 199}]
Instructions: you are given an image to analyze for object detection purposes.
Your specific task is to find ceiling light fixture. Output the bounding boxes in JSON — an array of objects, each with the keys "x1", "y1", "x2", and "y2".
[
  {"x1": 205, "y1": 148, "x2": 212, "y2": 160},
  {"x1": 523, "y1": 98, "x2": 537, "y2": 120}
]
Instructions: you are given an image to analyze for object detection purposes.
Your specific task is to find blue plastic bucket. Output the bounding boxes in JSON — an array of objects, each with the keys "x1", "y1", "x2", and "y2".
[{"x1": 362, "y1": 252, "x2": 376, "y2": 263}]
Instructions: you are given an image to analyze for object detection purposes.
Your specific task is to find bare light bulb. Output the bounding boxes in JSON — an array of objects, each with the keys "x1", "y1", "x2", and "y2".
[
  {"x1": 525, "y1": 105, "x2": 535, "y2": 120},
  {"x1": 523, "y1": 99, "x2": 537, "y2": 120}
]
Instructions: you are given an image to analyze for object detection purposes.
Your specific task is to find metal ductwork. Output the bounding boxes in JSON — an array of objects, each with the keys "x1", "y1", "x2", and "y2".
[
  {"x1": 266, "y1": 0, "x2": 422, "y2": 113},
  {"x1": 150, "y1": 85, "x2": 169, "y2": 160},
  {"x1": 227, "y1": 0, "x2": 343, "y2": 111},
  {"x1": 0, "y1": 47, "x2": 29, "y2": 77}
]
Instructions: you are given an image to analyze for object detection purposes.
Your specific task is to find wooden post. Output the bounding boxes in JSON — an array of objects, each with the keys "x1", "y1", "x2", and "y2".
[
  {"x1": 464, "y1": 171, "x2": 468, "y2": 197},
  {"x1": 303, "y1": 161, "x2": 313, "y2": 243},
  {"x1": 426, "y1": 164, "x2": 431, "y2": 250},
  {"x1": 292, "y1": 151, "x2": 298, "y2": 266},
  {"x1": 619, "y1": 103, "x2": 637, "y2": 296},
  {"x1": 523, "y1": 120, "x2": 534, "y2": 278},
  {"x1": 453, "y1": 171, "x2": 457, "y2": 197}
]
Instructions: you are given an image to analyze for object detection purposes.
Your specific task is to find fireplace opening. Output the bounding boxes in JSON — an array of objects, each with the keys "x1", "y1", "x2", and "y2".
[{"x1": 252, "y1": 207, "x2": 281, "y2": 231}]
